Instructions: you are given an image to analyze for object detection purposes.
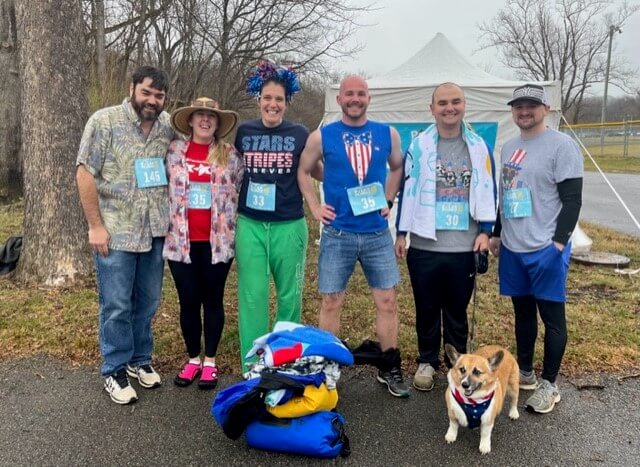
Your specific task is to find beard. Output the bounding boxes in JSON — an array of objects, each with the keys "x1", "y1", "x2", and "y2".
[{"x1": 131, "y1": 96, "x2": 162, "y2": 122}]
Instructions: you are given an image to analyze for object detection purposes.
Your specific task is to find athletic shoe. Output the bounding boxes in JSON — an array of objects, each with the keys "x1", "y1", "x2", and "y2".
[
  {"x1": 198, "y1": 365, "x2": 219, "y2": 390},
  {"x1": 377, "y1": 367, "x2": 410, "y2": 398},
  {"x1": 174, "y1": 362, "x2": 202, "y2": 387},
  {"x1": 519, "y1": 369, "x2": 538, "y2": 390},
  {"x1": 413, "y1": 363, "x2": 436, "y2": 391},
  {"x1": 104, "y1": 369, "x2": 138, "y2": 405},
  {"x1": 525, "y1": 379, "x2": 561, "y2": 414},
  {"x1": 126, "y1": 364, "x2": 161, "y2": 389}
]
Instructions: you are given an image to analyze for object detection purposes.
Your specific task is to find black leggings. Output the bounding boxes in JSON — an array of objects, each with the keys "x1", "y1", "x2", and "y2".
[
  {"x1": 168, "y1": 242, "x2": 232, "y2": 358},
  {"x1": 512, "y1": 295, "x2": 567, "y2": 383}
]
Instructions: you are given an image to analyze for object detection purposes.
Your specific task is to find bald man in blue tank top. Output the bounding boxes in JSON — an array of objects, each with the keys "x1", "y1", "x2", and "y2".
[{"x1": 298, "y1": 75, "x2": 409, "y2": 398}]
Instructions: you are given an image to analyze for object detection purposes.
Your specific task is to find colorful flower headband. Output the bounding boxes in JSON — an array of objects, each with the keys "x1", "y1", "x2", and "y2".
[{"x1": 245, "y1": 60, "x2": 301, "y2": 103}]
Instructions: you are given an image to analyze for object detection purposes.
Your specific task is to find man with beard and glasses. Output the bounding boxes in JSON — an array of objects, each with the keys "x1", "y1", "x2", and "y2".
[
  {"x1": 76, "y1": 66, "x2": 174, "y2": 405},
  {"x1": 489, "y1": 84, "x2": 583, "y2": 414},
  {"x1": 298, "y1": 75, "x2": 409, "y2": 398}
]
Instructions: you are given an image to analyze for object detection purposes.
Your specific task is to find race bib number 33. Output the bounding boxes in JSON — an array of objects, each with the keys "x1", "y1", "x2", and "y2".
[
  {"x1": 347, "y1": 182, "x2": 387, "y2": 216},
  {"x1": 135, "y1": 158, "x2": 168, "y2": 188},
  {"x1": 247, "y1": 181, "x2": 276, "y2": 211}
]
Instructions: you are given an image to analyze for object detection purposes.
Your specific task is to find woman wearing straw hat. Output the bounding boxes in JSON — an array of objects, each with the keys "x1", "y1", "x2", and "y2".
[
  {"x1": 163, "y1": 97, "x2": 243, "y2": 389},
  {"x1": 234, "y1": 61, "x2": 315, "y2": 371}
]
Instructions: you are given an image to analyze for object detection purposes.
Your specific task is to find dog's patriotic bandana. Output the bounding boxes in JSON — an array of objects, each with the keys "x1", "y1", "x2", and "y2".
[{"x1": 450, "y1": 386, "x2": 495, "y2": 429}]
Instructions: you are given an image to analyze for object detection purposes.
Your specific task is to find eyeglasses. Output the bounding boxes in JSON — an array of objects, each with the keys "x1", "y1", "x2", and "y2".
[{"x1": 191, "y1": 98, "x2": 219, "y2": 109}]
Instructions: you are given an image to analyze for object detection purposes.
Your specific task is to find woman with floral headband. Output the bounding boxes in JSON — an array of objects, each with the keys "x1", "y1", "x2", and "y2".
[
  {"x1": 163, "y1": 97, "x2": 243, "y2": 388},
  {"x1": 234, "y1": 61, "x2": 314, "y2": 371}
]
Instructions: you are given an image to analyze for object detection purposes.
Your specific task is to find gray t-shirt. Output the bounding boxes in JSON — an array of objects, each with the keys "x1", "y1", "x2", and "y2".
[
  {"x1": 410, "y1": 135, "x2": 479, "y2": 252},
  {"x1": 499, "y1": 128, "x2": 583, "y2": 252}
]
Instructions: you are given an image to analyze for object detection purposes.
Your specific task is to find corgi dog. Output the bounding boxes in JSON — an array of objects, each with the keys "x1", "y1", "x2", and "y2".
[{"x1": 444, "y1": 344, "x2": 520, "y2": 454}]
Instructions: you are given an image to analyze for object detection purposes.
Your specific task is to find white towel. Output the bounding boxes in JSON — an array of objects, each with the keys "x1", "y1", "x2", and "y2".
[{"x1": 398, "y1": 121, "x2": 496, "y2": 240}]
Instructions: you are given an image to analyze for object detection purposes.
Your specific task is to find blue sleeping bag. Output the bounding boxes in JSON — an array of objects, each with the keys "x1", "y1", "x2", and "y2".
[{"x1": 244, "y1": 411, "x2": 350, "y2": 459}]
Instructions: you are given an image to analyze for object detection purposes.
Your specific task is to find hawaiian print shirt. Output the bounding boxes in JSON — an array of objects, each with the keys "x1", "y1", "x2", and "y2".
[
  {"x1": 76, "y1": 98, "x2": 174, "y2": 252},
  {"x1": 163, "y1": 139, "x2": 244, "y2": 264}
]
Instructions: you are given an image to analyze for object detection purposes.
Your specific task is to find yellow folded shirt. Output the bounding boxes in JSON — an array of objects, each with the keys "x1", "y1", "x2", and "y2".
[{"x1": 267, "y1": 383, "x2": 339, "y2": 418}]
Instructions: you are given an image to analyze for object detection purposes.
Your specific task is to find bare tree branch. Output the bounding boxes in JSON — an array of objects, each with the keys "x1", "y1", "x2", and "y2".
[{"x1": 478, "y1": 0, "x2": 639, "y2": 121}]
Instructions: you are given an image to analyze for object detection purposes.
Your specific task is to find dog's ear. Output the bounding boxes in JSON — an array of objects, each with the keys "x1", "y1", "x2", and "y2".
[
  {"x1": 488, "y1": 350, "x2": 504, "y2": 371},
  {"x1": 444, "y1": 344, "x2": 460, "y2": 364}
]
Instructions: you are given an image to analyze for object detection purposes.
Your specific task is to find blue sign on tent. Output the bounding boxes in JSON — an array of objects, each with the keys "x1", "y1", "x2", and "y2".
[{"x1": 390, "y1": 122, "x2": 498, "y2": 153}]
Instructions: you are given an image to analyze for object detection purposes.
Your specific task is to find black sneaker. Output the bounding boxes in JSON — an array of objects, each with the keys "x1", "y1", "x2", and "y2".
[{"x1": 377, "y1": 367, "x2": 410, "y2": 398}]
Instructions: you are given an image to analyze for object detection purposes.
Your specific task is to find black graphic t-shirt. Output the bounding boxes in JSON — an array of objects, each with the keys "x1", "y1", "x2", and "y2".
[{"x1": 234, "y1": 119, "x2": 309, "y2": 221}]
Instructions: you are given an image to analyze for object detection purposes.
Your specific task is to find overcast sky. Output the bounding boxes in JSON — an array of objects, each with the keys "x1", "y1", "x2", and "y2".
[{"x1": 335, "y1": 0, "x2": 640, "y2": 96}]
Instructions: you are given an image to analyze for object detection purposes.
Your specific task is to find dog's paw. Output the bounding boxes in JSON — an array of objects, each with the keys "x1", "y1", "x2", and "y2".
[
  {"x1": 479, "y1": 440, "x2": 491, "y2": 454},
  {"x1": 509, "y1": 407, "x2": 520, "y2": 420},
  {"x1": 445, "y1": 430, "x2": 457, "y2": 444}
]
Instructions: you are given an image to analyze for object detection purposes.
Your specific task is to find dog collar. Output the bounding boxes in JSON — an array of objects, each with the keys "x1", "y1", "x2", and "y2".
[{"x1": 451, "y1": 386, "x2": 495, "y2": 406}]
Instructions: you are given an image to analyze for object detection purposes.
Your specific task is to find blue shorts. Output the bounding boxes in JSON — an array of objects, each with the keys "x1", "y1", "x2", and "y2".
[
  {"x1": 318, "y1": 225, "x2": 400, "y2": 294},
  {"x1": 498, "y1": 243, "x2": 572, "y2": 302}
]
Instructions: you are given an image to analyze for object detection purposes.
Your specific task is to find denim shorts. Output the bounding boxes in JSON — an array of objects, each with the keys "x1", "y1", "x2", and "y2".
[
  {"x1": 498, "y1": 242, "x2": 572, "y2": 302},
  {"x1": 318, "y1": 225, "x2": 400, "y2": 294}
]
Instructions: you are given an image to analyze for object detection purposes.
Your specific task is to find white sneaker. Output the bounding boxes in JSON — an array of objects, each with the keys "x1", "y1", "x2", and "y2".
[
  {"x1": 104, "y1": 370, "x2": 138, "y2": 404},
  {"x1": 413, "y1": 363, "x2": 436, "y2": 391},
  {"x1": 126, "y1": 364, "x2": 161, "y2": 389}
]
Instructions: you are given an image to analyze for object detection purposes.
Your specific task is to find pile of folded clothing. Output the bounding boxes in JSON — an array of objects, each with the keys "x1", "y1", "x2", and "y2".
[{"x1": 211, "y1": 322, "x2": 354, "y2": 459}]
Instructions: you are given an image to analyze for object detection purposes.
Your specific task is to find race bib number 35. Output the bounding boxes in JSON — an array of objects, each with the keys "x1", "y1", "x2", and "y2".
[
  {"x1": 247, "y1": 181, "x2": 276, "y2": 211},
  {"x1": 135, "y1": 158, "x2": 168, "y2": 188},
  {"x1": 188, "y1": 182, "x2": 211, "y2": 209},
  {"x1": 503, "y1": 188, "x2": 533, "y2": 219},
  {"x1": 347, "y1": 182, "x2": 387, "y2": 216}
]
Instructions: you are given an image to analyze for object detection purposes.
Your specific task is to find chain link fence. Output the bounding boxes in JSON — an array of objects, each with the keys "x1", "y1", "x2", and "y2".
[{"x1": 560, "y1": 119, "x2": 640, "y2": 158}]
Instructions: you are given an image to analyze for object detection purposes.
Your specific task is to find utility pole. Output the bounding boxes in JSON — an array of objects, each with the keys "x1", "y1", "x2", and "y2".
[{"x1": 600, "y1": 25, "x2": 622, "y2": 153}]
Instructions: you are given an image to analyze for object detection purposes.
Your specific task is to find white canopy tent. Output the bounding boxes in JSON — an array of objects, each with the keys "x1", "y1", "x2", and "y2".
[
  {"x1": 323, "y1": 32, "x2": 562, "y2": 164},
  {"x1": 320, "y1": 33, "x2": 594, "y2": 249}
]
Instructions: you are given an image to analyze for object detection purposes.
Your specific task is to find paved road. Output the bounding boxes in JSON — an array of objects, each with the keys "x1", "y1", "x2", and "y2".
[
  {"x1": 1, "y1": 357, "x2": 638, "y2": 466},
  {"x1": 581, "y1": 172, "x2": 640, "y2": 238}
]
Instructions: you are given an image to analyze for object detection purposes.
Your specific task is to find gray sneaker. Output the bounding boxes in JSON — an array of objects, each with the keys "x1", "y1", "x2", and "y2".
[
  {"x1": 377, "y1": 367, "x2": 410, "y2": 398},
  {"x1": 519, "y1": 369, "x2": 537, "y2": 390},
  {"x1": 525, "y1": 379, "x2": 561, "y2": 413},
  {"x1": 413, "y1": 363, "x2": 436, "y2": 391},
  {"x1": 127, "y1": 364, "x2": 162, "y2": 389}
]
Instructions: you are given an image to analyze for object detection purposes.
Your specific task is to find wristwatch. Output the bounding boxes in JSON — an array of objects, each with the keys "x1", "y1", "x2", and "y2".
[{"x1": 387, "y1": 200, "x2": 394, "y2": 209}]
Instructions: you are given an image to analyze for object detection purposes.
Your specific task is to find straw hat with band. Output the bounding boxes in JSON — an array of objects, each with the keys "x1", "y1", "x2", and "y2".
[{"x1": 171, "y1": 97, "x2": 239, "y2": 138}]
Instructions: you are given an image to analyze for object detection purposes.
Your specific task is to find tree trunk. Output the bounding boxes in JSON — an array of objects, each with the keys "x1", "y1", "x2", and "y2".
[
  {"x1": 135, "y1": 0, "x2": 146, "y2": 66},
  {"x1": 0, "y1": 0, "x2": 21, "y2": 201},
  {"x1": 94, "y1": 0, "x2": 106, "y2": 101},
  {"x1": 14, "y1": 0, "x2": 92, "y2": 285}
]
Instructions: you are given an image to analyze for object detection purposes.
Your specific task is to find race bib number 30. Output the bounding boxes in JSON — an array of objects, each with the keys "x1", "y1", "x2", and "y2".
[
  {"x1": 247, "y1": 181, "x2": 276, "y2": 211},
  {"x1": 503, "y1": 188, "x2": 532, "y2": 219},
  {"x1": 347, "y1": 182, "x2": 387, "y2": 216},
  {"x1": 135, "y1": 158, "x2": 168, "y2": 188},
  {"x1": 188, "y1": 182, "x2": 211, "y2": 209},
  {"x1": 435, "y1": 202, "x2": 469, "y2": 230}
]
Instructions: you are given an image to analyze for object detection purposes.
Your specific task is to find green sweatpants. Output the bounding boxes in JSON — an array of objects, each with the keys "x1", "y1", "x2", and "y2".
[{"x1": 235, "y1": 214, "x2": 308, "y2": 370}]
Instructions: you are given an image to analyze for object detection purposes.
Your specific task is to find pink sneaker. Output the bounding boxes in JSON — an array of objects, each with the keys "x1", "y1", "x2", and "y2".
[
  {"x1": 198, "y1": 365, "x2": 218, "y2": 389},
  {"x1": 174, "y1": 362, "x2": 201, "y2": 387}
]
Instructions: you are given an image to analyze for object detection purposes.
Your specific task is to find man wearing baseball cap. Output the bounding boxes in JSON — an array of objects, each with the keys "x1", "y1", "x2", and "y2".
[{"x1": 489, "y1": 84, "x2": 583, "y2": 414}]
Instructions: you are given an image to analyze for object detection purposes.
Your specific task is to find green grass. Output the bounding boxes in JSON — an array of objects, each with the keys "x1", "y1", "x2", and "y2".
[
  {"x1": 1, "y1": 200, "x2": 639, "y2": 377},
  {"x1": 582, "y1": 139, "x2": 640, "y2": 173},
  {"x1": 0, "y1": 200, "x2": 22, "y2": 240}
]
